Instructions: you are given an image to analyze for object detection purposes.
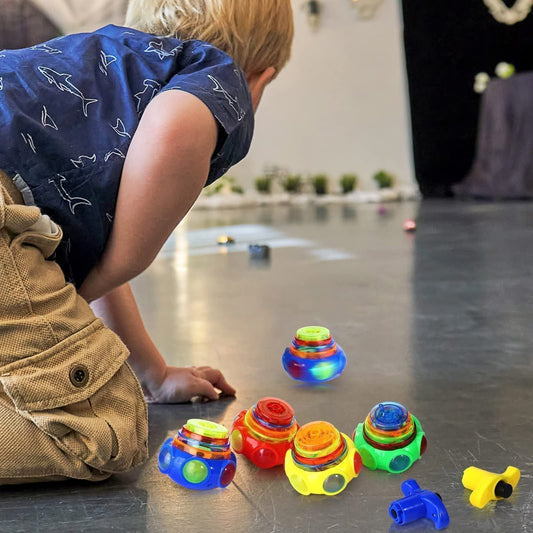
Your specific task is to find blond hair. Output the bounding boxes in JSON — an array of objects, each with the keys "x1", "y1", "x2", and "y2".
[{"x1": 125, "y1": 0, "x2": 294, "y2": 76}]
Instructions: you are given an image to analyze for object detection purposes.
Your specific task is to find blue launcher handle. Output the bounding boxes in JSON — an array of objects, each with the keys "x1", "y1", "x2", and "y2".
[{"x1": 389, "y1": 479, "x2": 450, "y2": 530}]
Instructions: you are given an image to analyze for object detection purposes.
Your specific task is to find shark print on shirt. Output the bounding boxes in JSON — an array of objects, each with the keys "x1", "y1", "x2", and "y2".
[
  {"x1": 31, "y1": 43, "x2": 62, "y2": 54},
  {"x1": 208, "y1": 75, "x2": 245, "y2": 121},
  {"x1": 21, "y1": 133, "x2": 36, "y2": 153},
  {"x1": 99, "y1": 51, "x2": 117, "y2": 75},
  {"x1": 134, "y1": 79, "x2": 161, "y2": 114},
  {"x1": 38, "y1": 66, "x2": 98, "y2": 117},
  {"x1": 41, "y1": 105, "x2": 58, "y2": 130},
  {"x1": 104, "y1": 148, "x2": 126, "y2": 162},
  {"x1": 71, "y1": 154, "x2": 97, "y2": 168},
  {"x1": 144, "y1": 41, "x2": 182, "y2": 60},
  {"x1": 49, "y1": 175, "x2": 92, "y2": 214},
  {"x1": 110, "y1": 118, "x2": 131, "y2": 138}
]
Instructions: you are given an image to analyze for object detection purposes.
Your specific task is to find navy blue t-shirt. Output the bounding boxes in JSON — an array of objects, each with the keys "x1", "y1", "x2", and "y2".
[{"x1": 0, "y1": 25, "x2": 254, "y2": 286}]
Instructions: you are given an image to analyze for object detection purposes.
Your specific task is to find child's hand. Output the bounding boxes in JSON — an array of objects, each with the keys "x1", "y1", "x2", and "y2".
[{"x1": 143, "y1": 365, "x2": 236, "y2": 403}]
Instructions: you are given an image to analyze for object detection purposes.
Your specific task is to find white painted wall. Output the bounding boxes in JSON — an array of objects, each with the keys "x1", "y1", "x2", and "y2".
[{"x1": 230, "y1": 0, "x2": 415, "y2": 192}]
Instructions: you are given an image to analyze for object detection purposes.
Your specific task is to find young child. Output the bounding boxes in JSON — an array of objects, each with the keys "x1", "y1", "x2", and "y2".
[{"x1": 0, "y1": 0, "x2": 294, "y2": 483}]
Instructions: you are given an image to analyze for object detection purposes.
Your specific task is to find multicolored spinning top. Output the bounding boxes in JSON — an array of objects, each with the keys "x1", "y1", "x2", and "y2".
[
  {"x1": 231, "y1": 397, "x2": 298, "y2": 468},
  {"x1": 158, "y1": 419, "x2": 237, "y2": 490},
  {"x1": 353, "y1": 402, "x2": 427, "y2": 473},
  {"x1": 284, "y1": 421, "x2": 362, "y2": 496},
  {"x1": 282, "y1": 326, "x2": 346, "y2": 383}
]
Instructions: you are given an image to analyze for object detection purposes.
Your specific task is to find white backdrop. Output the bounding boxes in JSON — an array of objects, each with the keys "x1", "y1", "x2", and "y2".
[{"x1": 230, "y1": 0, "x2": 415, "y2": 192}]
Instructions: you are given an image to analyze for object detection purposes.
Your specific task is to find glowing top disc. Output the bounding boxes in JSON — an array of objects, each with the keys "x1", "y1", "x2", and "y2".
[
  {"x1": 369, "y1": 402, "x2": 409, "y2": 431},
  {"x1": 185, "y1": 419, "x2": 228, "y2": 440},
  {"x1": 296, "y1": 326, "x2": 331, "y2": 342},
  {"x1": 294, "y1": 421, "x2": 341, "y2": 458},
  {"x1": 255, "y1": 397, "x2": 295, "y2": 427}
]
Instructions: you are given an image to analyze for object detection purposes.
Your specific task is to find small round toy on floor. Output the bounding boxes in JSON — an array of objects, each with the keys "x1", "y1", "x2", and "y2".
[
  {"x1": 248, "y1": 244, "x2": 270, "y2": 259},
  {"x1": 403, "y1": 219, "x2": 416, "y2": 232},
  {"x1": 217, "y1": 235, "x2": 235, "y2": 245},
  {"x1": 377, "y1": 204, "x2": 388, "y2": 216},
  {"x1": 231, "y1": 397, "x2": 298, "y2": 468},
  {"x1": 353, "y1": 402, "x2": 427, "y2": 473},
  {"x1": 284, "y1": 421, "x2": 362, "y2": 496},
  {"x1": 158, "y1": 419, "x2": 236, "y2": 490},
  {"x1": 282, "y1": 326, "x2": 346, "y2": 383}
]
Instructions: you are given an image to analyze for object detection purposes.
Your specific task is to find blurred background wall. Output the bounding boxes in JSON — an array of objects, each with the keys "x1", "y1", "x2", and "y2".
[{"x1": 230, "y1": 0, "x2": 415, "y2": 193}]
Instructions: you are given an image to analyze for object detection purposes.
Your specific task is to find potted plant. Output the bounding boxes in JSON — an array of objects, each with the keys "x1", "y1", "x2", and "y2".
[
  {"x1": 231, "y1": 183, "x2": 244, "y2": 194},
  {"x1": 282, "y1": 174, "x2": 303, "y2": 193},
  {"x1": 372, "y1": 170, "x2": 395, "y2": 189},
  {"x1": 340, "y1": 173, "x2": 358, "y2": 194},
  {"x1": 203, "y1": 175, "x2": 243, "y2": 196},
  {"x1": 226, "y1": 176, "x2": 244, "y2": 194},
  {"x1": 254, "y1": 175, "x2": 272, "y2": 194},
  {"x1": 310, "y1": 173, "x2": 329, "y2": 195}
]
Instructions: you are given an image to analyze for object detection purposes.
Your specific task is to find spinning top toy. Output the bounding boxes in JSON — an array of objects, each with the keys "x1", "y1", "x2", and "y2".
[
  {"x1": 158, "y1": 419, "x2": 236, "y2": 490},
  {"x1": 231, "y1": 397, "x2": 298, "y2": 468},
  {"x1": 462, "y1": 466, "x2": 520, "y2": 509},
  {"x1": 284, "y1": 421, "x2": 362, "y2": 496},
  {"x1": 282, "y1": 326, "x2": 346, "y2": 383},
  {"x1": 353, "y1": 402, "x2": 427, "y2": 473},
  {"x1": 389, "y1": 479, "x2": 450, "y2": 530}
]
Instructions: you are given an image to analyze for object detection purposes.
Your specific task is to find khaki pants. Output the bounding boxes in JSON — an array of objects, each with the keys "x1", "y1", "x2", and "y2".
[{"x1": 0, "y1": 175, "x2": 148, "y2": 484}]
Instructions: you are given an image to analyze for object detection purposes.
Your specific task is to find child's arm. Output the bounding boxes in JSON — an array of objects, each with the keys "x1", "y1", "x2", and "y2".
[
  {"x1": 91, "y1": 283, "x2": 236, "y2": 402},
  {"x1": 77, "y1": 89, "x2": 236, "y2": 402},
  {"x1": 78, "y1": 89, "x2": 218, "y2": 302}
]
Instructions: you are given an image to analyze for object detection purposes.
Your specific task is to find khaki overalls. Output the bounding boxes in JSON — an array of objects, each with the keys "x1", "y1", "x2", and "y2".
[{"x1": 0, "y1": 172, "x2": 148, "y2": 484}]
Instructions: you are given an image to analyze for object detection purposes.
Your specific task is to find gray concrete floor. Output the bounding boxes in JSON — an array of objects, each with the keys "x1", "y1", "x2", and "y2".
[{"x1": 1, "y1": 200, "x2": 533, "y2": 532}]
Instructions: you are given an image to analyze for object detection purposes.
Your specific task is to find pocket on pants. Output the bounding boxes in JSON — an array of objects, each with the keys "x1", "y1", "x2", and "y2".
[{"x1": 0, "y1": 319, "x2": 148, "y2": 473}]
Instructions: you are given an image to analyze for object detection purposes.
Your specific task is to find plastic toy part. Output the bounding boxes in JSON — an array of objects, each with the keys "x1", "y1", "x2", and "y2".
[
  {"x1": 248, "y1": 244, "x2": 270, "y2": 259},
  {"x1": 389, "y1": 479, "x2": 450, "y2": 530},
  {"x1": 158, "y1": 419, "x2": 237, "y2": 490},
  {"x1": 462, "y1": 466, "x2": 520, "y2": 509},
  {"x1": 231, "y1": 397, "x2": 298, "y2": 468},
  {"x1": 284, "y1": 421, "x2": 362, "y2": 496},
  {"x1": 353, "y1": 402, "x2": 427, "y2": 473},
  {"x1": 217, "y1": 235, "x2": 235, "y2": 245},
  {"x1": 403, "y1": 219, "x2": 416, "y2": 232},
  {"x1": 282, "y1": 326, "x2": 346, "y2": 383}
]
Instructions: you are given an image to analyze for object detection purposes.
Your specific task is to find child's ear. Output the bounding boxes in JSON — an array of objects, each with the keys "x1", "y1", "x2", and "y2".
[{"x1": 247, "y1": 67, "x2": 276, "y2": 112}]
